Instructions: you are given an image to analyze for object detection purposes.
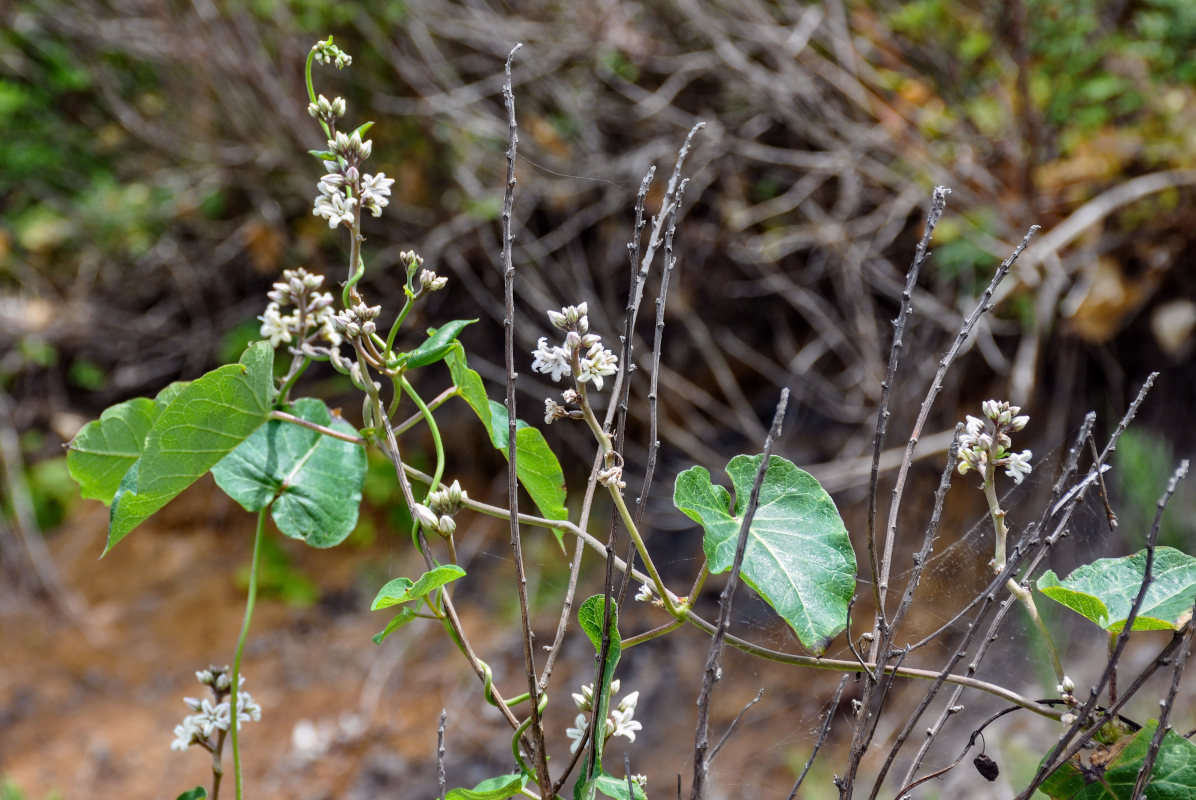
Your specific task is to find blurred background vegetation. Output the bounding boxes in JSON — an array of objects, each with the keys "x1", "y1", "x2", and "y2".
[{"x1": 1, "y1": 1, "x2": 1194, "y2": 795}]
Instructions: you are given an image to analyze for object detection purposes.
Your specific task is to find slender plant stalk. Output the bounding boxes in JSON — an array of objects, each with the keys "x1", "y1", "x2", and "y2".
[{"x1": 230, "y1": 509, "x2": 266, "y2": 800}]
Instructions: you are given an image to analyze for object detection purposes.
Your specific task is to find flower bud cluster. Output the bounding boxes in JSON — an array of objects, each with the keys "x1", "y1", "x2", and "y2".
[
  {"x1": 957, "y1": 399, "x2": 1033, "y2": 485},
  {"x1": 259, "y1": 268, "x2": 340, "y2": 349},
  {"x1": 426, "y1": 479, "x2": 468, "y2": 517},
  {"x1": 311, "y1": 37, "x2": 352, "y2": 69},
  {"x1": 307, "y1": 93, "x2": 346, "y2": 122},
  {"x1": 419, "y1": 269, "x2": 448, "y2": 293},
  {"x1": 531, "y1": 302, "x2": 619, "y2": 395},
  {"x1": 565, "y1": 680, "x2": 642, "y2": 753},
  {"x1": 331, "y1": 302, "x2": 382, "y2": 340},
  {"x1": 170, "y1": 667, "x2": 262, "y2": 753}
]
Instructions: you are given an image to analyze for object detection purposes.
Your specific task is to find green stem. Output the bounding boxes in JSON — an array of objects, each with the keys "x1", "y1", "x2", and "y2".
[
  {"x1": 304, "y1": 46, "x2": 331, "y2": 140},
  {"x1": 401, "y1": 376, "x2": 445, "y2": 499},
  {"x1": 511, "y1": 694, "x2": 549, "y2": 781},
  {"x1": 983, "y1": 468, "x2": 1008, "y2": 570},
  {"x1": 276, "y1": 355, "x2": 311, "y2": 405},
  {"x1": 983, "y1": 467, "x2": 1065, "y2": 686},
  {"x1": 343, "y1": 243, "x2": 364, "y2": 309},
  {"x1": 230, "y1": 509, "x2": 266, "y2": 800},
  {"x1": 1007, "y1": 576, "x2": 1065, "y2": 684},
  {"x1": 621, "y1": 619, "x2": 685, "y2": 648},
  {"x1": 384, "y1": 295, "x2": 417, "y2": 357},
  {"x1": 574, "y1": 384, "x2": 681, "y2": 617}
]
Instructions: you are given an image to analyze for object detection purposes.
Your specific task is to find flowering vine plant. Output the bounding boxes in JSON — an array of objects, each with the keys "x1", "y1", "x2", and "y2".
[{"x1": 63, "y1": 36, "x2": 1196, "y2": 800}]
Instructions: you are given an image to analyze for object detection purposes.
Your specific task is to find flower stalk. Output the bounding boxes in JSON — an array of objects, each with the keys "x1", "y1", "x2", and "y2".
[{"x1": 958, "y1": 400, "x2": 1069, "y2": 694}]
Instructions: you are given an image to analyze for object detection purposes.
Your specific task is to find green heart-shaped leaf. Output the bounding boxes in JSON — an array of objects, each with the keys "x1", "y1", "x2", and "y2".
[
  {"x1": 211, "y1": 397, "x2": 366, "y2": 548},
  {"x1": 67, "y1": 382, "x2": 194, "y2": 505},
  {"x1": 1038, "y1": 547, "x2": 1196, "y2": 632},
  {"x1": 107, "y1": 343, "x2": 274, "y2": 553},
  {"x1": 674, "y1": 454, "x2": 856, "y2": 654},
  {"x1": 68, "y1": 397, "x2": 157, "y2": 504},
  {"x1": 1039, "y1": 720, "x2": 1196, "y2": 799}
]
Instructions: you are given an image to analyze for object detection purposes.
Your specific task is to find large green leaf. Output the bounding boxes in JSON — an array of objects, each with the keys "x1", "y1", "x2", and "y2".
[
  {"x1": 488, "y1": 401, "x2": 568, "y2": 525},
  {"x1": 67, "y1": 397, "x2": 157, "y2": 504},
  {"x1": 445, "y1": 772, "x2": 528, "y2": 800},
  {"x1": 445, "y1": 345, "x2": 568, "y2": 529},
  {"x1": 1039, "y1": 720, "x2": 1196, "y2": 799},
  {"x1": 211, "y1": 397, "x2": 366, "y2": 548},
  {"x1": 1038, "y1": 547, "x2": 1196, "y2": 632},
  {"x1": 674, "y1": 454, "x2": 856, "y2": 654},
  {"x1": 575, "y1": 595, "x2": 621, "y2": 800},
  {"x1": 107, "y1": 342, "x2": 274, "y2": 553},
  {"x1": 403, "y1": 319, "x2": 476, "y2": 369},
  {"x1": 67, "y1": 382, "x2": 193, "y2": 505}
]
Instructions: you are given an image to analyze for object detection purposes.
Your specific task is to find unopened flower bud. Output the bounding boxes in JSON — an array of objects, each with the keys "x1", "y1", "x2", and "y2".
[
  {"x1": 565, "y1": 331, "x2": 582, "y2": 350},
  {"x1": 412, "y1": 503, "x2": 439, "y2": 531},
  {"x1": 438, "y1": 515, "x2": 456, "y2": 537}
]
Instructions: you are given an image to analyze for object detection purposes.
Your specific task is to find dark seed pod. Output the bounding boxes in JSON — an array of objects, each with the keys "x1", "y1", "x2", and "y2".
[{"x1": 973, "y1": 753, "x2": 1000, "y2": 782}]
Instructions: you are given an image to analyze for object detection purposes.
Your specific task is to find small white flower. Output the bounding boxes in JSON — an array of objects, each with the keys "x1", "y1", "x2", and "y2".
[
  {"x1": 171, "y1": 720, "x2": 199, "y2": 752},
  {"x1": 566, "y1": 713, "x2": 589, "y2": 753},
  {"x1": 610, "y1": 690, "x2": 642, "y2": 743},
  {"x1": 981, "y1": 399, "x2": 1001, "y2": 419},
  {"x1": 259, "y1": 302, "x2": 295, "y2": 347},
  {"x1": 1003, "y1": 450, "x2": 1033, "y2": 485},
  {"x1": 531, "y1": 337, "x2": 573, "y2": 382},
  {"x1": 635, "y1": 582, "x2": 655, "y2": 603},
  {"x1": 233, "y1": 692, "x2": 262, "y2": 727},
  {"x1": 313, "y1": 187, "x2": 356, "y2": 228},
  {"x1": 360, "y1": 172, "x2": 395, "y2": 217},
  {"x1": 578, "y1": 342, "x2": 618, "y2": 390}
]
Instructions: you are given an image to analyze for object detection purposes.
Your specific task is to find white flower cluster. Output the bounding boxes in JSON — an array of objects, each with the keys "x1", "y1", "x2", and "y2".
[
  {"x1": 170, "y1": 668, "x2": 262, "y2": 753},
  {"x1": 564, "y1": 680, "x2": 642, "y2": 753},
  {"x1": 258, "y1": 268, "x2": 340, "y2": 348},
  {"x1": 312, "y1": 136, "x2": 394, "y2": 227},
  {"x1": 957, "y1": 399, "x2": 1033, "y2": 485},
  {"x1": 531, "y1": 302, "x2": 619, "y2": 391}
]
